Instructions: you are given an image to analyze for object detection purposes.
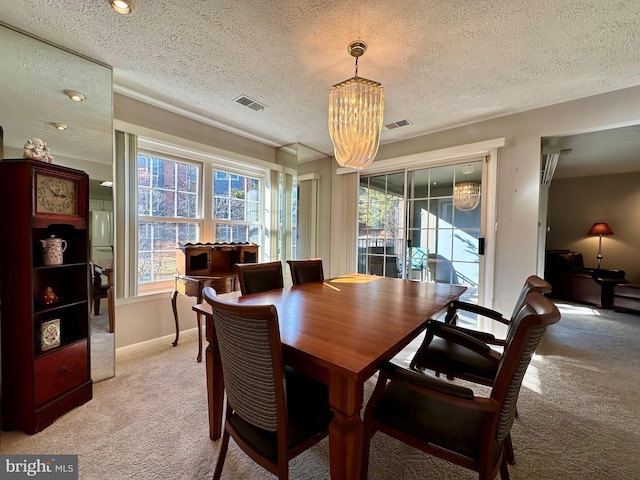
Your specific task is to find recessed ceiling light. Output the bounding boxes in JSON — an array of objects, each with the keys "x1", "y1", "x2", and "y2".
[
  {"x1": 64, "y1": 90, "x2": 85, "y2": 102},
  {"x1": 52, "y1": 123, "x2": 68, "y2": 130},
  {"x1": 111, "y1": 0, "x2": 135, "y2": 14}
]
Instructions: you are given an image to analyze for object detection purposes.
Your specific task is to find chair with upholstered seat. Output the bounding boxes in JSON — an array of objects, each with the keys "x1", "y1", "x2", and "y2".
[
  {"x1": 202, "y1": 287, "x2": 333, "y2": 480},
  {"x1": 409, "y1": 275, "x2": 552, "y2": 463},
  {"x1": 410, "y1": 275, "x2": 551, "y2": 386},
  {"x1": 362, "y1": 291, "x2": 560, "y2": 480},
  {"x1": 439, "y1": 274, "x2": 552, "y2": 334},
  {"x1": 286, "y1": 258, "x2": 324, "y2": 285},
  {"x1": 91, "y1": 263, "x2": 109, "y2": 316},
  {"x1": 235, "y1": 261, "x2": 284, "y2": 296}
]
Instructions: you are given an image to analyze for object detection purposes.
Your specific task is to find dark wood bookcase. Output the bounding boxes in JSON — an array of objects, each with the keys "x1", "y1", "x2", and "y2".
[{"x1": 0, "y1": 159, "x2": 92, "y2": 434}]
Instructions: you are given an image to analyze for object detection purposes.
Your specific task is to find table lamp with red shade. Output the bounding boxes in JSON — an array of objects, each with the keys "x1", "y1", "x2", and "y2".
[{"x1": 587, "y1": 222, "x2": 614, "y2": 268}]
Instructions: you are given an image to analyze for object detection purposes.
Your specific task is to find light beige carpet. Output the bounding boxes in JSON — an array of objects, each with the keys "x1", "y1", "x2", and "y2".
[
  {"x1": 1, "y1": 300, "x2": 639, "y2": 479},
  {"x1": 90, "y1": 299, "x2": 115, "y2": 383}
]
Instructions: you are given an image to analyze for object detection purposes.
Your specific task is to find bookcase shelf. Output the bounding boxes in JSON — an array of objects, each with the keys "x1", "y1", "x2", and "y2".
[{"x1": 0, "y1": 159, "x2": 92, "y2": 434}]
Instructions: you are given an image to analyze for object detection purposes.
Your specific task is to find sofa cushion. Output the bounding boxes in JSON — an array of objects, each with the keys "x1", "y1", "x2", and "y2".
[{"x1": 558, "y1": 252, "x2": 584, "y2": 269}]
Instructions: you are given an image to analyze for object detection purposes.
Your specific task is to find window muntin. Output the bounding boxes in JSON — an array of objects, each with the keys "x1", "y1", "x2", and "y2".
[
  {"x1": 358, "y1": 173, "x2": 405, "y2": 279},
  {"x1": 212, "y1": 170, "x2": 262, "y2": 243},
  {"x1": 137, "y1": 153, "x2": 200, "y2": 284}
]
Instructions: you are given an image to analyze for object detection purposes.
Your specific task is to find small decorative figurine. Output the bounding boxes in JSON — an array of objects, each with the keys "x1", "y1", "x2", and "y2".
[
  {"x1": 23, "y1": 137, "x2": 54, "y2": 163},
  {"x1": 41, "y1": 286, "x2": 59, "y2": 305}
]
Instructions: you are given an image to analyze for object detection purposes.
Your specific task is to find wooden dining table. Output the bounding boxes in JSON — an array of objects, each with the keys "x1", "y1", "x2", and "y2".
[{"x1": 193, "y1": 273, "x2": 466, "y2": 480}]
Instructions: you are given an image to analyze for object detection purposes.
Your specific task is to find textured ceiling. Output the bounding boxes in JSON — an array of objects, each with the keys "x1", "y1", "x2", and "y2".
[
  {"x1": 0, "y1": 25, "x2": 112, "y2": 164},
  {"x1": 1, "y1": 0, "x2": 640, "y2": 175}
]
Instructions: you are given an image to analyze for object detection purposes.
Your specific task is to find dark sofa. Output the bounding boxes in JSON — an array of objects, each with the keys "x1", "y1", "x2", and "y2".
[{"x1": 545, "y1": 250, "x2": 627, "y2": 308}]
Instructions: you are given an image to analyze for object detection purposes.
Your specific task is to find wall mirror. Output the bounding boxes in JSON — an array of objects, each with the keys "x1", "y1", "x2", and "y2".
[
  {"x1": 277, "y1": 143, "x2": 328, "y2": 261},
  {"x1": 0, "y1": 23, "x2": 115, "y2": 382}
]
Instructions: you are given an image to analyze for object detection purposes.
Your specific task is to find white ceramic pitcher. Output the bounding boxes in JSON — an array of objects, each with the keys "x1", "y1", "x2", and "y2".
[{"x1": 41, "y1": 235, "x2": 67, "y2": 265}]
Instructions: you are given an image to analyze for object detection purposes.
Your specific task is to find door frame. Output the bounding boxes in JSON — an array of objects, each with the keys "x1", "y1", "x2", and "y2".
[{"x1": 339, "y1": 137, "x2": 503, "y2": 310}]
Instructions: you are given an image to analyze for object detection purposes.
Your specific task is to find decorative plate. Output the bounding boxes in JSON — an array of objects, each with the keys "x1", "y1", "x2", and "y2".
[{"x1": 41, "y1": 318, "x2": 61, "y2": 351}]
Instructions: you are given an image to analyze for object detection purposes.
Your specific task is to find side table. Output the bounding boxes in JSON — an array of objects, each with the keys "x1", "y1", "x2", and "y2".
[
  {"x1": 171, "y1": 274, "x2": 235, "y2": 362},
  {"x1": 595, "y1": 277, "x2": 628, "y2": 309}
]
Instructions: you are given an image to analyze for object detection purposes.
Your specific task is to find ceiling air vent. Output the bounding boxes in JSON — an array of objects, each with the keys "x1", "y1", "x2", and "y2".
[
  {"x1": 234, "y1": 95, "x2": 266, "y2": 111},
  {"x1": 384, "y1": 119, "x2": 412, "y2": 130}
]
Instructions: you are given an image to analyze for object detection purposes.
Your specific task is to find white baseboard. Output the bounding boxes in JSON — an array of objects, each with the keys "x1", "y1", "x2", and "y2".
[{"x1": 115, "y1": 325, "x2": 203, "y2": 357}]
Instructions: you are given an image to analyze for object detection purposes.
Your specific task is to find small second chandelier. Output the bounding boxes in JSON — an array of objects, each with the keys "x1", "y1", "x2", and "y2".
[
  {"x1": 454, "y1": 182, "x2": 481, "y2": 211},
  {"x1": 328, "y1": 41, "x2": 384, "y2": 169}
]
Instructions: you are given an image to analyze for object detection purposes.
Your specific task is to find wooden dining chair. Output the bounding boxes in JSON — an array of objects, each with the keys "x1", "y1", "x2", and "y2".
[
  {"x1": 91, "y1": 263, "x2": 109, "y2": 316},
  {"x1": 362, "y1": 291, "x2": 560, "y2": 480},
  {"x1": 409, "y1": 275, "x2": 552, "y2": 463},
  {"x1": 440, "y1": 274, "x2": 552, "y2": 333},
  {"x1": 286, "y1": 258, "x2": 324, "y2": 285},
  {"x1": 235, "y1": 261, "x2": 284, "y2": 296},
  {"x1": 202, "y1": 287, "x2": 333, "y2": 480},
  {"x1": 411, "y1": 275, "x2": 552, "y2": 381}
]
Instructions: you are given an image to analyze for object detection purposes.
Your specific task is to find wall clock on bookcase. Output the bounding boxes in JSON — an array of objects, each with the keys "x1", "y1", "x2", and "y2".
[{"x1": 33, "y1": 167, "x2": 86, "y2": 221}]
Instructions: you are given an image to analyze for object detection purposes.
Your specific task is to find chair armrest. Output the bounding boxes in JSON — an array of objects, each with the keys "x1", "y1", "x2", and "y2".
[
  {"x1": 444, "y1": 300, "x2": 510, "y2": 326},
  {"x1": 380, "y1": 361, "x2": 474, "y2": 400},
  {"x1": 431, "y1": 321, "x2": 497, "y2": 344},
  {"x1": 451, "y1": 300, "x2": 503, "y2": 320},
  {"x1": 591, "y1": 269, "x2": 626, "y2": 280},
  {"x1": 427, "y1": 321, "x2": 494, "y2": 354}
]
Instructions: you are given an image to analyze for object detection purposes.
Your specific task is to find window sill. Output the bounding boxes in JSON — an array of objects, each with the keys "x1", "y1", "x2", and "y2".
[{"x1": 138, "y1": 280, "x2": 174, "y2": 297}]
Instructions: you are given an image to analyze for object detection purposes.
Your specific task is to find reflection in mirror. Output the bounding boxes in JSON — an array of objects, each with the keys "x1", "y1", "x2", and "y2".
[
  {"x1": 0, "y1": 24, "x2": 115, "y2": 382},
  {"x1": 277, "y1": 143, "x2": 328, "y2": 261},
  {"x1": 276, "y1": 144, "x2": 298, "y2": 263}
]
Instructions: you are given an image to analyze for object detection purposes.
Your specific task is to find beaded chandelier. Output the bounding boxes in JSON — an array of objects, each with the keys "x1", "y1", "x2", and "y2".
[{"x1": 328, "y1": 41, "x2": 384, "y2": 169}]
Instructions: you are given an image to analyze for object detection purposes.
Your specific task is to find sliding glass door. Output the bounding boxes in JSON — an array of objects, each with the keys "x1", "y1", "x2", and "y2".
[
  {"x1": 358, "y1": 172, "x2": 405, "y2": 278},
  {"x1": 358, "y1": 160, "x2": 485, "y2": 324},
  {"x1": 406, "y1": 160, "x2": 483, "y2": 303}
]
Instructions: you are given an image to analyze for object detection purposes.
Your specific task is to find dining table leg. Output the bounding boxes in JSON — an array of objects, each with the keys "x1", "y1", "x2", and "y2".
[{"x1": 328, "y1": 372, "x2": 364, "y2": 480}]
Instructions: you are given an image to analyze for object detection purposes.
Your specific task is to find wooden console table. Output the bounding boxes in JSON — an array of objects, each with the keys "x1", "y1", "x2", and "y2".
[{"x1": 171, "y1": 242, "x2": 258, "y2": 362}]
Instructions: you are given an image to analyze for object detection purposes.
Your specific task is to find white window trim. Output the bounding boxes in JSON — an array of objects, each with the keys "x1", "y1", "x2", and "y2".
[
  {"x1": 336, "y1": 138, "x2": 505, "y2": 175},
  {"x1": 334, "y1": 137, "x2": 503, "y2": 315},
  {"x1": 133, "y1": 136, "x2": 272, "y2": 296},
  {"x1": 116, "y1": 119, "x2": 281, "y2": 174}
]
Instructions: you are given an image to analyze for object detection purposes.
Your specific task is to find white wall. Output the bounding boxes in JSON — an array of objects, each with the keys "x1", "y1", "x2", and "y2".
[
  {"x1": 297, "y1": 156, "x2": 334, "y2": 266},
  {"x1": 3, "y1": 145, "x2": 112, "y2": 181}
]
